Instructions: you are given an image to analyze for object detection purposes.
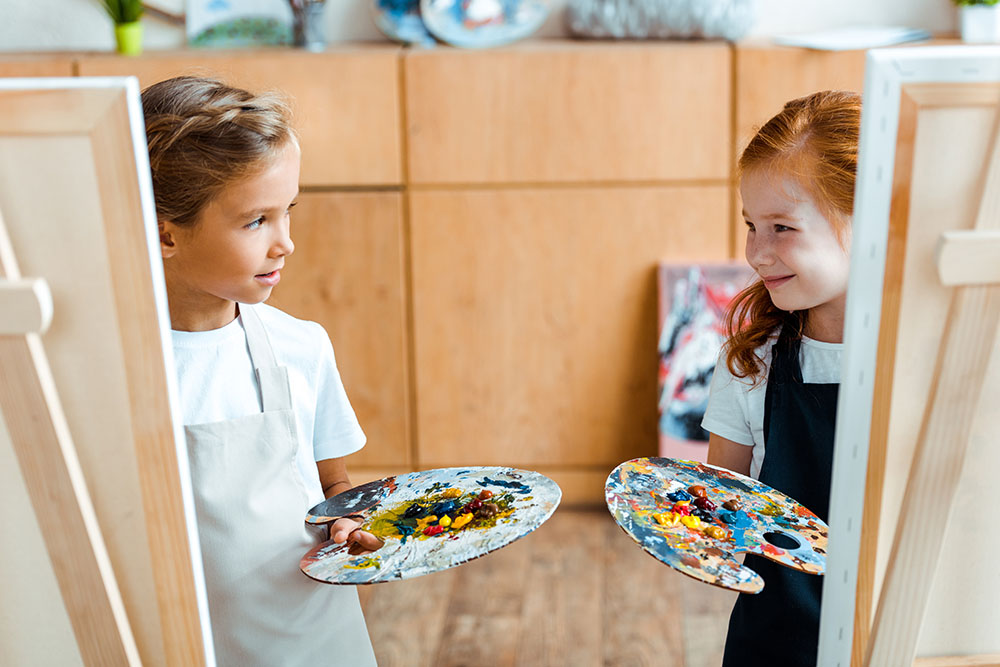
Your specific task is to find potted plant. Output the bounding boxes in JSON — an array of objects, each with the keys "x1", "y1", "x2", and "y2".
[
  {"x1": 955, "y1": 0, "x2": 1000, "y2": 43},
  {"x1": 100, "y1": 0, "x2": 145, "y2": 55}
]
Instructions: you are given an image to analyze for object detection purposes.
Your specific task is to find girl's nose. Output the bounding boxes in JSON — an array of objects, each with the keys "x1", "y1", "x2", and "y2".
[
  {"x1": 745, "y1": 233, "x2": 773, "y2": 268},
  {"x1": 270, "y1": 220, "x2": 294, "y2": 258}
]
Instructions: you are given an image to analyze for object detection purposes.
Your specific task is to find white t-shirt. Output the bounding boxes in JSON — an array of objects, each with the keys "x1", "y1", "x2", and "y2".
[
  {"x1": 701, "y1": 335, "x2": 842, "y2": 479},
  {"x1": 171, "y1": 304, "x2": 366, "y2": 507}
]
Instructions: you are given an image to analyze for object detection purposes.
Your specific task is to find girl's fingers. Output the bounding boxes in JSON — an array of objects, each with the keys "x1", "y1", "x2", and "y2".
[
  {"x1": 329, "y1": 518, "x2": 360, "y2": 544},
  {"x1": 347, "y1": 529, "x2": 385, "y2": 553}
]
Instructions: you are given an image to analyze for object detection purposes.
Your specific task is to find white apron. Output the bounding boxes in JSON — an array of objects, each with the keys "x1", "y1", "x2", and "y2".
[{"x1": 184, "y1": 304, "x2": 376, "y2": 667}]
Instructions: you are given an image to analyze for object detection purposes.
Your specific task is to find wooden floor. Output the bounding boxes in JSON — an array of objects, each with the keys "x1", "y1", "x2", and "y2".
[{"x1": 358, "y1": 508, "x2": 736, "y2": 667}]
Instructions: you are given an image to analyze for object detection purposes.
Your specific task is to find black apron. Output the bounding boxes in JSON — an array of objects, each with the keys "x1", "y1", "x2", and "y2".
[{"x1": 721, "y1": 331, "x2": 838, "y2": 667}]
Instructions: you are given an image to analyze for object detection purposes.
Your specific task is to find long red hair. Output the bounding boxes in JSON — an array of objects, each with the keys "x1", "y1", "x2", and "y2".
[{"x1": 725, "y1": 90, "x2": 861, "y2": 382}]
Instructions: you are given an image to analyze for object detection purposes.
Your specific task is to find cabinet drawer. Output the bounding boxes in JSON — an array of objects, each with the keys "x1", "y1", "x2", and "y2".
[
  {"x1": 405, "y1": 41, "x2": 731, "y2": 185},
  {"x1": 77, "y1": 47, "x2": 402, "y2": 187}
]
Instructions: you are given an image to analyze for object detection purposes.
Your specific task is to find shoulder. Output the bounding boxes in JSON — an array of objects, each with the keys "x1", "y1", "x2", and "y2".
[{"x1": 250, "y1": 303, "x2": 334, "y2": 362}]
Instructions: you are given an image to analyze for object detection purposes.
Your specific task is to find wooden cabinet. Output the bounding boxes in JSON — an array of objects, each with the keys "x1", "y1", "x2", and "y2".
[
  {"x1": 76, "y1": 47, "x2": 402, "y2": 187},
  {"x1": 402, "y1": 42, "x2": 732, "y2": 502},
  {"x1": 405, "y1": 41, "x2": 731, "y2": 184}
]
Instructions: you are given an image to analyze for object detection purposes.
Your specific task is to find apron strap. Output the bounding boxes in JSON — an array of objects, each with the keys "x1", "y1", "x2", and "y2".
[
  {"x1": 239, "y1": 303, "x2": 292, "y2": 412},
  {"x1": 771, "y1": 327, "x2": 804, "y2": 384}
]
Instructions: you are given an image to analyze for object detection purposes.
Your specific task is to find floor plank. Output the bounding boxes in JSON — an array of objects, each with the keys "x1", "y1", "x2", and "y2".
[{"x1": 359, "y1": 509, "x2": 736, "y2": 666}]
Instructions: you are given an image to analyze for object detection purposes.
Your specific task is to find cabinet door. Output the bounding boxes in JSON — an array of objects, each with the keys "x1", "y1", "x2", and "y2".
[
  {"x1": 409, "y1": 186, "x2": 729, "y2": 469},
  {"x1": 266, "y1": 192, "x2": 410, "y2": 470},
  {"x1": 0, "y1": 56, "x2": 74, "y2": 77},
  {"x1": 405, "y1": 42, "x2": 731, "y2": 185},
  {"x1": 76, "y1": 48, "x2": 402, "y2": 187}
]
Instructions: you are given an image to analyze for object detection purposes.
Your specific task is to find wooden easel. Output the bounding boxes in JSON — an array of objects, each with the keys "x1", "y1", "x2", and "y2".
[
  {"x1": 0, "y1": 77, "x2": 210, "y2": 666},
  {"x1": 819, "y1": 47, "x2": 1000, "y2": 667},
  {"x1": 0, "y1": 210, "x2": 139, "y2": 665},
  {"x1": 863, "y1": 93, "x2": 1000, "y2": 666}
]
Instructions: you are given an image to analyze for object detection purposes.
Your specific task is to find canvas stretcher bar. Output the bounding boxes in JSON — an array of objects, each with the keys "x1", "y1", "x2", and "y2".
[
  {"x1": 863, "y1": 83, "x2": 1000, "y2": 665},
  {"x1": 0, "y1": 211, "x2": 140, "y2": 666}
]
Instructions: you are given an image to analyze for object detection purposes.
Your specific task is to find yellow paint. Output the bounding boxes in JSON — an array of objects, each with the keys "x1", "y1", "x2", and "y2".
[
  {"x1": 439, "y1": 515, "x2": 452, "y2": 527},
  {"x1": 442, "y1": 488, "x2": 462, "y2": 498},
  {"x1": 681, "y1": 515, "x2": 701, "y2": 529},
  {"x1": 344, "y1": 556, "x2": 381, "y2": 570},
  {"x1": 452, "y1": 513, "x2": 473, "y2": 529},
  {"x1": 653, "y1": 512, "x2": 684, "y2": 527},
  {"x1": 704, "y1": 525, "x2": 728, "y2": 540},
  {"x1": 415, "y1": 515, "x2": 438, "y2": 532}
]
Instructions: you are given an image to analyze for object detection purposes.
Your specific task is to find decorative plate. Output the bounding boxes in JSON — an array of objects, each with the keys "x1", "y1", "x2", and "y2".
[
  {"x1": 371, "y1": 0, "x2": 436, "y2": 46},
  {"x1": 420, "y1": 0, "x2": 549, "y2": 49}
]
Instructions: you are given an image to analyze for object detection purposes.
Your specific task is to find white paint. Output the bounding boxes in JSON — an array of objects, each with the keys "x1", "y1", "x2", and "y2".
[{"x1": 0, "y1": 0, "x2": 956, "y2": 52}]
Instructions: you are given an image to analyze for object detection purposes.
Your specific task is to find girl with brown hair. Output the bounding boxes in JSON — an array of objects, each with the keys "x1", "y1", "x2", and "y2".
[
  {"x1": 143, "y1": 75, "x2": 380, "y2": 666},
  {"x1": 701, "y1": 89, "x2": 861, "y2": 666}
]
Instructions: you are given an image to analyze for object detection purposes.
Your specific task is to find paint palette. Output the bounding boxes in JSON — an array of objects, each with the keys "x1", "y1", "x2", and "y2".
[
  {"x1": 606, "y1": 457, "x2": 828, "y2": 593},
  {"x1": 301, "y1": 466, "x2": 561, "y2": 584}
]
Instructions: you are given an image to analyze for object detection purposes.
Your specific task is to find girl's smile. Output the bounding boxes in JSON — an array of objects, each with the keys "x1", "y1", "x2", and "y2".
[{"x1": 760, "y1": 274, "x2": 794, "y2": 289}]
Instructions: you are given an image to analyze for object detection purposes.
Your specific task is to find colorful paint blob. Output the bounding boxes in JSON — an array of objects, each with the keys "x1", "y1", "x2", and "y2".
[
  {"x1": 605, "y1": 458, "x2": 828, "y2": 593},
  {"x1": 301, "y1": 467, "x2": 561, "y2": 584}
]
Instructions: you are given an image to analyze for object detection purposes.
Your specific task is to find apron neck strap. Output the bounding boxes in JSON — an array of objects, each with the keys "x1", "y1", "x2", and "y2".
[
  {"x1": 239, "y1": 304, "x2": 292, "y2": 412},
  {"x1": 771, "y1": 327, "x2": 804, "y2": 384}
]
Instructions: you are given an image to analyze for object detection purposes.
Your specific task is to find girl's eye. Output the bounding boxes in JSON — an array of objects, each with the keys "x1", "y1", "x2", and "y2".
[
  {"x1": 245, "y1": 217, "x2": 264, "y2": 230},
  {"x1": 775, "y1": 224, "x2": 793, "y2": 232},
  {"x1": 744, "y1": 221, "x2": 755, "y2": 232}
]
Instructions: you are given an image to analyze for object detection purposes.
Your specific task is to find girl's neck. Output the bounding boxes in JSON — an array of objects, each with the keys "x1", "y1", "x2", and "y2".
[
  {"x1": 802, "y1": 300, "x2": 846, "y2": 344},
  {"x1": 168, "y1": 297, "x2": 238, "y2": 332}
]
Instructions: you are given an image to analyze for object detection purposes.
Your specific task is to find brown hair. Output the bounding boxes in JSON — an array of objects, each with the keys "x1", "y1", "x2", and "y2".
[
  {"x1": 142, "y1": 76, "x2": 295, "y2": 228},
  {"x1": 725, "y1": 90, "x2": 861, "y2": 381}
]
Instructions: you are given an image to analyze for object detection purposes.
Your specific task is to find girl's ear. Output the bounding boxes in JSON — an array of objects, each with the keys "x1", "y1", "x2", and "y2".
[{"x1": 159, "y1": 221, "x2": 178, "y2": 259}]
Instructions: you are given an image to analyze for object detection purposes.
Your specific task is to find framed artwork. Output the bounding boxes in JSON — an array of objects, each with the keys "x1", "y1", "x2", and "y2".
[
  {"x1": 186, "y1": 0, "x2": 293, "y2": 47},
  {"x1": 657, "y1": 261, "x2": 753, "y2": 462}
]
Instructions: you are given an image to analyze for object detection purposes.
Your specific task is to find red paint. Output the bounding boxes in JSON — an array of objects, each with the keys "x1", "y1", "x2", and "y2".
[
  {"x1": 672, "y1": 502, "x2": 692, "y2": 515},
  {"x1": 680, "y1": 554, "x2": 702, "y2": 569}
]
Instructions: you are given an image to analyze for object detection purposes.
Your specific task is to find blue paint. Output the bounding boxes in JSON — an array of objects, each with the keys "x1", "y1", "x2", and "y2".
[
  {"x1": 478, "y1": 477, "x2": 531, "y2": 494},
  {"x1": 430, "y1": 499, "x2": 460, "y2": 516}
]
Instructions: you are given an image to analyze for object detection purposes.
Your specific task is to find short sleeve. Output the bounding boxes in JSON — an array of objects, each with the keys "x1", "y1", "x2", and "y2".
[
  {"x1": 701, "y1": 353, "x2": 755, "y2": 447},
  {"x1": 312, "y1": 329, "x2": 366, "y2": 461}
]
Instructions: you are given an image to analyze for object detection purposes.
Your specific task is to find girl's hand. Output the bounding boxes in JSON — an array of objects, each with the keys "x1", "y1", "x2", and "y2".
[{"x1": 329, "y1": 517, "x2": 385, "y2": 555}]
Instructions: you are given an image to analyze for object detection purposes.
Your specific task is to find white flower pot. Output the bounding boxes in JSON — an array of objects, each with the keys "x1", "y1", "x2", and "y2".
[{"x1": 960, "y1": 5, "x2": 1000, "y2": 43}]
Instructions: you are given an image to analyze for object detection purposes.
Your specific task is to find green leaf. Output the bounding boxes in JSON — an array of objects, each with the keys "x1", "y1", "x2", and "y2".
[{"x1": 99, "y1": 0, "x2": 144, "y2": 24}]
